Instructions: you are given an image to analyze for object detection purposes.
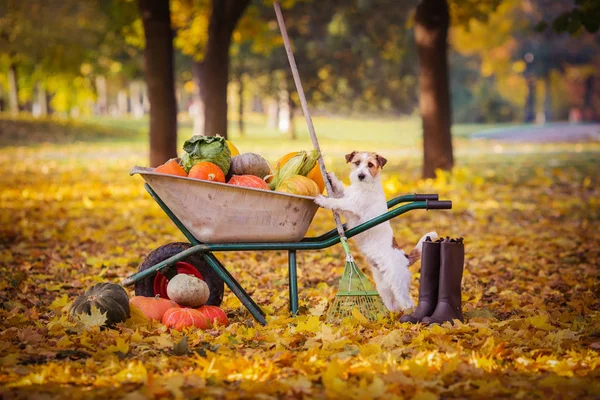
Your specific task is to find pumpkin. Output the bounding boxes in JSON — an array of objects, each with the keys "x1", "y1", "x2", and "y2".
[
  {"x1": 197, "y1": 305, "x2": 228, "y2": 326},
  {"x1": 188, "y1": 162, "x2": 225, "y2": 183},
  {"x1": 162, "y1": 307, "x2": 211, "y2": 330},
  {"x1": 228, "y1": 175, "x2": 270, "y2": 190},
  {"x1": 226, "y1": 140, "x2": 240, "y2": 156},
  {"x1": 276, "y1": 175, "x2": 320, "y2": 197},
  {"x1": 70, "y1": 282, "x2": 130, "y2": 326},
  {"x1": 129, "y1": 295, "x2": 180, "y2": 321},
  {"x1": 153, "y1": 158, "x2": 187, "y2": 177},
  {"x1": 229, "y1": 153, "x2": 272, "y2": 179},
  {"x1": 167, "y1": 274, "x2": 210, "y2": 307},
  {"x1": 274, "y1": 152, "x2": 325, "y2": 193}
]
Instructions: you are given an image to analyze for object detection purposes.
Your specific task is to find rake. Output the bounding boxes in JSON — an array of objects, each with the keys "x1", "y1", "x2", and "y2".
[{"x1": 274, "y1": 2, "x2": 388, "y2": 322}]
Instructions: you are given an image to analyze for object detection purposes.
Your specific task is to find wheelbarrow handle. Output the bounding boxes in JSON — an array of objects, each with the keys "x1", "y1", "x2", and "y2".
[
  {"x1": 413, "y1": 193, "x2": 439, "y2": 201},
  {"x1": 426, "y1": 200, "x2": 452, "y2": 210}
]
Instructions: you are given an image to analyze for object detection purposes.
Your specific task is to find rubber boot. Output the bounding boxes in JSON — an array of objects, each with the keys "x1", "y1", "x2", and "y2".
[
  {"x1": 399, "y1": 237, "x2": 441, "y2": 323},
  {"x1": 422, "y1": 237, "x2": 464, "y2": 325}
]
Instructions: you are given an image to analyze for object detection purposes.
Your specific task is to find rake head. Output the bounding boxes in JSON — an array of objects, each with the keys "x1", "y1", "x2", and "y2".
[{"x1": 326, "y1": 258, "x2": 388, "y2": 323}]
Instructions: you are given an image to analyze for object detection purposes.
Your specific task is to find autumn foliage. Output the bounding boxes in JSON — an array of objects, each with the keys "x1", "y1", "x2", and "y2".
[{"x1": 0, "y1": 126, "x2": 599, "y2": 399}]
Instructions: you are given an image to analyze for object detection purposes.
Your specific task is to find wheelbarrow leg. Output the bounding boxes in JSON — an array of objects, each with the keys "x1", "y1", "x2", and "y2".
[
  {"x1": 203, "y1": 254, "x2": 267, "y2": 325},
  {"x1": 288, "y1": 250, "x2": 299, "y2": 315},
  {"x1": 202, "y1": 253, "x2": 266, "y2": 317}
]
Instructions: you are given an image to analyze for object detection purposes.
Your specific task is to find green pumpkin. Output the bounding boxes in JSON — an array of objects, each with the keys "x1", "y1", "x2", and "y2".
[{"x1": 70, "y1": 282, "x2": 130, "y2": 326}]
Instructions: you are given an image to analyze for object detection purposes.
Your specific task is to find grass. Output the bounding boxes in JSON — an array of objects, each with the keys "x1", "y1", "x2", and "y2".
[{"x1": 1, "y1": 115, "x2": 599, "y2": 399}]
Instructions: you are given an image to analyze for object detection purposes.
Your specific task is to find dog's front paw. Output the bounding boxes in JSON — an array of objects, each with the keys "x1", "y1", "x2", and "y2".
[{"x1": 314, "y1": 195, "x2": 329, "y2": 208}]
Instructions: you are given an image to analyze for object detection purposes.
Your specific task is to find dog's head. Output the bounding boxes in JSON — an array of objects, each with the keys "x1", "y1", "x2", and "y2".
[{"x1": 345, "y1": 151, "x2": 387, "y2": 184}]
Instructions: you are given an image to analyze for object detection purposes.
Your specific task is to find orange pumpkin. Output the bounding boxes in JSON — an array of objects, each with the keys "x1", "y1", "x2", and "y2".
[
  {"x1": 274, "y1": 152, "x2": 325, "y2": 193},
  {"x1": 228, "y1": 175, "x2": 270, "y2": 190},
  {"x1": 188, "y1": 162, "x2": 225, "y2": 183},
  {"x1": 154, "y1": 158, "x2": 187, "y2": 177},
  {"x1": 162, "y1": 307, "x2": 211, "y2": 330},
  {"x1": 197, "y1": 305, "x2": 228, "y2": 326},
  {"x1": 130, "y1": 295, "x2": 179, "y2": 321}
]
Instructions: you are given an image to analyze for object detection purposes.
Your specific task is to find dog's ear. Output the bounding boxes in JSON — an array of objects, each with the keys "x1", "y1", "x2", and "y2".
[
  {"x1": 376, "y1": 154, "x2": 387, "y2": 168},
  {"x1": 345, "y1": 151, "x2": 358, "y2": 163}
]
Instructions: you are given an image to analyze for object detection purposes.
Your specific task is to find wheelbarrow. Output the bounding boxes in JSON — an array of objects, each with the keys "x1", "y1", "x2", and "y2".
[{"x1": 122, "y1": 166, "x2": 452, "y2": 325}]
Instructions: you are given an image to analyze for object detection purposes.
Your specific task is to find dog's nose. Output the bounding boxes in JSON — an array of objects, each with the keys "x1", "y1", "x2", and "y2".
[{"x1": 358, "y1": 173, "x2": 366, "y2": 181}]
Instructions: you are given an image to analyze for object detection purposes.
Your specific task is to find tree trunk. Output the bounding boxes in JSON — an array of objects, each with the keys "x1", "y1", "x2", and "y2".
[
  {"x1": 130, "y1": 81, "x2": 144, "y2": 118},
  {"x1": 415, "y1": 0, "x2": 453, "y2": 179},
  {"x1": 278, "y1": 72, "x2": 290, "y2": 133},
  {"x1": 543, "y1": 74, "x2": 551, "y2": 122},
  {"x1": 524, "y1": 75, "x2": 536, "y2": 123},
  {"x1": 117, "y1": 89, "x2": 129, "y2": 116},
  {"x1": 583, "y1": 75, "x2": 597, "y2": 121},
  {"x1": 288, "y1": 98, "x2": 296, "y2": 140},
  {"x1": 192, "y1": 61, "x2": 205, "y2": 136},
  {"x1": 266, "y1": 98, "x2": 279, "y2": 129},
  {"x1": 38, "y1": 84, "x2": 48, "y2": 116},
  {"x1": 138, "y1": 0, "x2": 178, "y2": 167},
  {"x1": 95, "y1": 75, "x2": 108, "y2": 115},
  {"x1": 8, "y1": 61, "x2": 20, "y2": 116},
  {"x1": 200, "y1": 0, "x2": 251, "y2": 138},
  {"x1": 238, "y1": 75, "x2": 244, "y2": 136}
]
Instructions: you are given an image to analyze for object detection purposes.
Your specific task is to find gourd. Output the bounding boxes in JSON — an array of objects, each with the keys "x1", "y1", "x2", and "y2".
[
  {"x1": 166, "y1": 274, "x2": 210, "y2": 307},
  {"x1": 162, "y1": 307, "x2": 211, "y2": 330},
  {"x1": 197, "y1": 305, "x2": 229, "y2": 326},
  {"x1": 274, "y1": 152, "x2": 324, "y2": 193},
  {"x1": 226, "y1": 140, "x2": 240, "y2": 156},
  {"x1": 153, "y1": 158, "x2": 187, "y2": 177},
  {"x1": 188, "y1": 162, "x2": 225, "y2": 183},
  {"x1": 229, "y1": 153, "x2": 272, "y2": 179},
  {"x1": 276, "y1": 175, "x2": 320, "y2": 197},
  {"x1": 129, "y1": 295, "x2": 179, "y2": 321},
  {"x1": 228, "y1": 175, "x2": 270, "y2": 190},
  {"x1": 70, "y1": 282, "x2": 130, "y2": 326}
]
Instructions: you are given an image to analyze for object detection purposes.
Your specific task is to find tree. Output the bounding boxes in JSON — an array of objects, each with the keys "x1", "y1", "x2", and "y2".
[
  {"x1": 415, "y1": 0, "x2": 453, "y2": 178},
  {"x1": 138, "y1": 0, "x2": 178, "y2": 166}
]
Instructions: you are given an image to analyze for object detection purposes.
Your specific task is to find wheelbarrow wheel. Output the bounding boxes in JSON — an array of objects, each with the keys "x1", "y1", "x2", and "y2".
[{"x1": 135, "y1": 242, "x2": 224, "y2": 306}]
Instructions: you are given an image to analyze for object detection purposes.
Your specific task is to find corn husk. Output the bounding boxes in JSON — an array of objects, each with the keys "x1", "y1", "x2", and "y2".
[
  {"x1": 269, "y1": 150, "x2": 321, "y2": 190},
  {"x1": 298, "y1": 150, "x2": 320, "y2": 176}
]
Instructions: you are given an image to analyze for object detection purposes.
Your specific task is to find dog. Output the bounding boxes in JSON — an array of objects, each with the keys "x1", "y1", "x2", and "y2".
[{"x1": 314, "y1": 151, "x2": 437, "y2": 311}]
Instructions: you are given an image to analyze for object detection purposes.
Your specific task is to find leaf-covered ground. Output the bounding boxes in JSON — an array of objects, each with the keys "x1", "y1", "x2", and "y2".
[{"x1": 1, "y1": 119, "x2": 599, "y2": 399}]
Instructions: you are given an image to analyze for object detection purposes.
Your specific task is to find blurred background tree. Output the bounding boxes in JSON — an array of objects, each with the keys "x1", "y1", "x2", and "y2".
[{"x1": 0, "y1": 0, "x2": 598, "y2": 175}]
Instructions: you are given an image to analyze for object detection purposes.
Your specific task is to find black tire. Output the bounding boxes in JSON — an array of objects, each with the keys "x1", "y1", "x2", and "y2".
[{"x1": 135, "y1": 242, "x2": 224, "y2": 306}]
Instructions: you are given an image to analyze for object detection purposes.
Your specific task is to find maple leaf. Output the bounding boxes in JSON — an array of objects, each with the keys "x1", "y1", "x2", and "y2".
[{"x1": 75, "y1": 305, "x2": 108, "y2": 329}]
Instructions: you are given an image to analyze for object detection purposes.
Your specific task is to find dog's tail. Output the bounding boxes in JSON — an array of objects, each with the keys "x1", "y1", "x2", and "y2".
[{"x1": 407, "y1": 231, "x2": 438, "y2": 266}]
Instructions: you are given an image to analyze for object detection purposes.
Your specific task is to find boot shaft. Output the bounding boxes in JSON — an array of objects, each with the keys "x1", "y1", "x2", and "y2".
[
  {"x1": 438, "y1": 241, "x2": 464, "y2": 305},
  {"x1": 419, "y1": 241, "x2": 441, "y2": 302}
]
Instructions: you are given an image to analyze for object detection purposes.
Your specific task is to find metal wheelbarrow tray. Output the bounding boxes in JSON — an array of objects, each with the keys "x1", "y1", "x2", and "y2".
[
  {"x1": 131, "y1": 166, "x2": 319, "y2": 243},
  {"x1": 124, "y1": 167, "x2": 453, "y2": 325}
]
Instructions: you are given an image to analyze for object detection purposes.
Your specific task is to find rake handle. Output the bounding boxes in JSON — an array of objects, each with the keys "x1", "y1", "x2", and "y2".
[{"x1": 273, "y1": 1, "x2": 347, "y2": 240}]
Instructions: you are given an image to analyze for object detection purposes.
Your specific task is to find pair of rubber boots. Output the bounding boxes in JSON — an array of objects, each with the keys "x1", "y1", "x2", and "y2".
[{"x1": 400, "y1": 236, "x2": 464, "y2": 325}]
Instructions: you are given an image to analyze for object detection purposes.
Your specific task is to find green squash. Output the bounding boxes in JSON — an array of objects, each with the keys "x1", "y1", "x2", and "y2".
[{"x1": 70, "y1": 282, "x2": 130, "y2": 326}]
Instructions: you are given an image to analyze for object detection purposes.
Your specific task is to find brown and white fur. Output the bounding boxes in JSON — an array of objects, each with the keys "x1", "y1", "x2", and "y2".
[{"x1": 314, "y1": 151, "x2": 437, "y2": 311}]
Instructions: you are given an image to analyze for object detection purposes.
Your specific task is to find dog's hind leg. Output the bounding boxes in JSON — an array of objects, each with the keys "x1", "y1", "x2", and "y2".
[
  {"x1": 372, "y1": 268, "x2": 394, "y2": 311},
  {"x1": 386, "y1": 266, "x2": 415, "y2": 311}
]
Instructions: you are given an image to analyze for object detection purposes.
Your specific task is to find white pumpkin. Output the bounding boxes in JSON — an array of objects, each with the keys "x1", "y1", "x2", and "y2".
[{"x1": 167, "y1": 274, "x2": 210, "y2": 307}]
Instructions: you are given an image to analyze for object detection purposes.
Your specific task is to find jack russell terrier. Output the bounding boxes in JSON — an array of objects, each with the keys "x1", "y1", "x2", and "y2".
[{"x1": 314, "y1": 151, "x2": 437, "y2": 311}]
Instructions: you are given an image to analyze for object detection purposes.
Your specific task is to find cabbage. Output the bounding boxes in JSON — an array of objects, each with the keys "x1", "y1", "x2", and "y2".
[{"x1": 181, "y1": 135, "x2": 231, "y2": 174}]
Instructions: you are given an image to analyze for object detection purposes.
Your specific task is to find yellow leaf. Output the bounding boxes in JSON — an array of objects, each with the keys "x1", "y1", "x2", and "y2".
[
  {"x1": 351, "y1": 308, "x2": 369, "y2": 324},
  {"x1": 296, "y1": 316, "x2": 321, "y2": 333},
  {"x1": 164, "y1": 374, "x2": 185, "y2": 400},
  {"x1": 114, "y1": 361, "x2": 148, "y2": 384},
  {"x1": 412, "y1": 391, "x2": 439, "y2": 400},
  {"x1": 528, "y1": 314, "x2": 553, "y2": 331},
  {"x1": 49, "y1": 294, "x2": 70, "y2": 310},
  {"x1": 106, "y1": 337, "x2": 129, "y2": 354},
  {"x1": 75, "y1": 305, "x2": 108, "y2": 329}
]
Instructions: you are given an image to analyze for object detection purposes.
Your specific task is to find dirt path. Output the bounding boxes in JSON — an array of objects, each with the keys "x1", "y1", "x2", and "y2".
[{"x1": 471, "y1": 122, "x2": 600, "y2": 142}]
